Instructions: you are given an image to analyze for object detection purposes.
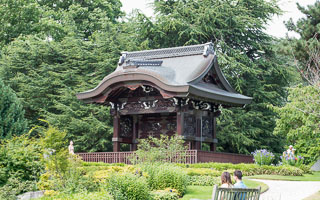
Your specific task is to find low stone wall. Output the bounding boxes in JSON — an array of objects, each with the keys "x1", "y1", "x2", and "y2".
[
  {"x1": 311, "y1": 159, "x2": 320, "y2": 171},
  {"x1": 17, "y1": 191, "x2": 44, "y2": 200}
]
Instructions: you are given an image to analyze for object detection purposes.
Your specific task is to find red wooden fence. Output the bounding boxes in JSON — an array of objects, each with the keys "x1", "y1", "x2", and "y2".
[{"x1": 77, "y1": 150, "x2": 253, "y2": 164}]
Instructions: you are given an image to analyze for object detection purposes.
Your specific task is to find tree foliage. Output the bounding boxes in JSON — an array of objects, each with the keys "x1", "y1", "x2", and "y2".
[
  {"x1": 128, "y1": 0, "x2": 293, "y2": 154},
  {"x1": 273, "y1": 85, "x2": 320, "y2": 164},
  {"x1": 273, "y1": 1, "x2": 320, "y2": 164},
  {"x1": 0, "y1": 0, "x2": 42, "y2": 48},
  {"x1": 0, "y1": 0, "x2": 301, "y2": 154},
  {"x1": 0, "y1": 0, "x2": 139, "y2": 152},
  {"x1": 0, "y1": 78, "x2": 27, "y2": 139},
  {"x1": 284, "y1": 2, "x2": 320, "y2": 86}
]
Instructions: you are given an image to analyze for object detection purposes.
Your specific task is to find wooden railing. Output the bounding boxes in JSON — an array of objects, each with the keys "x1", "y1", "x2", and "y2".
[
  {"x1": 77, "y1": 152, "x2": 134, "y2": 164},
  {"x1": 77, "y1": 150, "x2": 253, "y2": 164}
]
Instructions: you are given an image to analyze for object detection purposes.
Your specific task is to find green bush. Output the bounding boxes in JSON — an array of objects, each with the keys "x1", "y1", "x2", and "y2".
[
  {"x1": 296, "y1": 164, "x2": 312, "y2": 174},
  {"x1": 142, "y1": 163, "x2": 188, "y2": 196},
  {"x1": 131, "y1": 135, "x2": 187, "y2": 164},
  {"x1": 151, "y1": 190, "x2": 179, "y2": 200},
  {"x1": 107, "y1": 172, "x2": 151, "y2": 200},
  {"x1": 184, "y1": 168, "x2": 221, "y2": 177},
  {"x1": 0, "y1": 134, "x2": 44, "y2": 195},
  {"x1": 40, "y1": 189, "x2": 113, "y2": 200},
  {"x1": 0, "y1": 178, "x2": 38, "y2": 200},
  {"x1": 178, "y1": 162, "x2": 305, "y2": 176},
  {"x1": 187, "y1": 175, "x2": 220, "y2": 186},
  {"x1": 38, "y1": 158, "x2": 100, "y2": 194}
]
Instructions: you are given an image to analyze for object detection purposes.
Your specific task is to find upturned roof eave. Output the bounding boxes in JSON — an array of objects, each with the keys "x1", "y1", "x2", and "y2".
[
  {"x1": 76, "y1": 72, "x2": 190, "y2": 101},
  {"x1": 187, "y1": 84, "x2": 252, "y2": 106}
]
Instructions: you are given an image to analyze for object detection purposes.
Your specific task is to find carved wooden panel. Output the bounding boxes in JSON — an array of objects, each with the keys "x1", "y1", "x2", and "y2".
[
  {"x1": 118, "y1": 98, "x2": 176, "y2": 115},
  {"x1": 118, "y1": 86, "x2": 161, "y2": 98},
  {"x1": 202, "y1": 116, "x2": 213, "y2": 138},
  {"x1": 183, "y1": 114, "x2": 196, "y2": 137},
  {"x1": 138, "y1": 115, "x2": 177, "y2": 138},
  {"x1": 120, "y1": 116, "x2": 133, "y2": 138}
]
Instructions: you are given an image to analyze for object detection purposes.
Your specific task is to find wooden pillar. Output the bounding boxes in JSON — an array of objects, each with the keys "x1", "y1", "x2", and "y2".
[
  {"x1": 113, "y1": 114, "x2": 120, "y2": 152},
  {"x1": 210, "y1": 117, "x2": 217, "y2": 152},
  {"x1": 177, "y1": 109, "x2": 183, "y2": 136},
  {"x1": 195, "y1": 118, "x2": 201, "y2": 150},
  {"x1": 131, "y1": 115, "x2": 138, "y2": 151}
]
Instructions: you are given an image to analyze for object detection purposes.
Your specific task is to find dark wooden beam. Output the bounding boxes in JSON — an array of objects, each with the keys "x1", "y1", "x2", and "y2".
[{"x1": 112, "y1": 114, "x2": 120, "y2": 152}]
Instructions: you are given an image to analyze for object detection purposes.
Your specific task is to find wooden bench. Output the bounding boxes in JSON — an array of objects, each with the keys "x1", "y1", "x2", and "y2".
[{"x1": 212, "y1": 185, "x2": 261, "y2": 200}]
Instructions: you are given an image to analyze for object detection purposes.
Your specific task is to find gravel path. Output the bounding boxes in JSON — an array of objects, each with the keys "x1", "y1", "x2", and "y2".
[{"x1": 251, "y1": 179, "x2": 320, "y2": 200}]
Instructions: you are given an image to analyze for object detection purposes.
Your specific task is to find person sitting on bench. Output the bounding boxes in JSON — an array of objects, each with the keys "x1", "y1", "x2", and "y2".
[{"x1": 233, "y1": 170, "x2": 247, "y2": 200}]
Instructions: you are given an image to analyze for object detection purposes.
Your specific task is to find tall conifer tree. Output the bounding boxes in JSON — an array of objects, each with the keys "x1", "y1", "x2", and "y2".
[
  {"x1": 127, "y1": 0, "x2": 293, "y2": 154},
  {"x1": 0, "y1": 79, "x2": 27, "y2": 138}
]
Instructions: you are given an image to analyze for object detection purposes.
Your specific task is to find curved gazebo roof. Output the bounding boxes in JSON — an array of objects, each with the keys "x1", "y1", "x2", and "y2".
[{"x1": 76, "y1": 42, "x2": 252, "y2": 106}]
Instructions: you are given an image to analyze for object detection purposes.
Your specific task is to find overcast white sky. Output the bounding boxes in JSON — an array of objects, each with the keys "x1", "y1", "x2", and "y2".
[{"x1": 120, "y1": 0, "x2": 317, "y2": 38}]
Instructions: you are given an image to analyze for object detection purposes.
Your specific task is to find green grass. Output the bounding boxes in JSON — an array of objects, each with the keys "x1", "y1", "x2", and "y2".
[
  {"x1": 180, "y1": 179, "x2": 268, "y2": 200},
  {"x1": 243, "y1": 179, "x2": 268, "y2": 192},
  {"x1": 180, "y1": 186, "x2": 212, "y2": 200},
  {"x1": 247, "y1": 171, "x2": 320, "y2": 181}
]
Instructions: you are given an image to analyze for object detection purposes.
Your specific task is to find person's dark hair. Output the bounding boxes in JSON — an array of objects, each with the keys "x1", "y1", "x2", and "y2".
[
  {"x1": 221, "y1": 172, "x2": 232, "y2": 185},
  {"x1": 234, "y1": 170, "x2": 243, "y2": 180}
]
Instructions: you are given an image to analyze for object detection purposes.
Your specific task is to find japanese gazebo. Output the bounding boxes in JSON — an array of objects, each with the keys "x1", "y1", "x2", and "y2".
[{"x1": 77, "y1": 43, "x2": 252, "y2": 153}]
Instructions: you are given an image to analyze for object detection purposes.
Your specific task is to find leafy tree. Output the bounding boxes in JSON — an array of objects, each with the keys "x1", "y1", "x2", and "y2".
[
  {"x1": 0, "y1": 0, "x2": 138, "y2": 152},
  {"x1": 0, "y1": 78, "x2": 27, "y2": 138},
  {"x1": 273, "y1": 2, "x2": 320, "y2": 164},
  {"x1": 0, "y1": 0, "x2": 42, "y2": 48},
  {"x1": 0, "y1": 0, "x2": 123, "y2": 48},
  {"x1": 0, "y1": 35, "x2": 111, "y2": 152},
  {"x1": 284, "y1": 1, "x2": 320, "y2": 86},
  {"x1": 273, "y1": 85, "x2": 320, "y2": 164},
  {"x1": 0, "y1": 22, "x2": 140, "y2": 152},
  {"x1": 129, "y1": 0, "x2": 293, "y2": 154}
]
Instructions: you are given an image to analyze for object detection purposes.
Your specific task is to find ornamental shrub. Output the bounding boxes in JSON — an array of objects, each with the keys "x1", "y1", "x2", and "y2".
[
  {"x1": 281, "y1": 154, "x2": 305, "y2": 167},
  {"x1": 142, "y1": 163, "x2": 188, "y2": 196},
  {"x1": 131, "y1": 134, "x2": 187, "y2": 164},
  {"x1": 187, "y1": 176, "x2": 220, "y2": 186},
  {"x1": 40, "y1": 189, "x2": 113, "y2": 200},
  {"x1": 106, "y1": 172, "x2": 151, "y2": 200},
  {"x1": 0, "y1": 134, "x2": 44, "y2": 187},
  {"x1": 252, "y1": 149, "x2": 275, "y2": 165},
  {"x1": 151, "y1": 189, "x2": 179, "y2": 200},
  {"x1": 0, "y1": 177, "x2": 38, "y2": 200},
  {"x1": 184, "y1": 168, "x2": 221, "y2": 177},
  {"x1": 177, "y1": 162, "x2": 306, "y2": 176}
]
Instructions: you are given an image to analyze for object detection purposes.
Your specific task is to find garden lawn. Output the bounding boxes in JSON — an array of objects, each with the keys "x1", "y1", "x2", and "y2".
[
  {"x1": 247, "y1": 171, "x2": 320, "y2": 181},
  {"x1": 180, "y1": 179, "x2": 268, "y2": 200}
]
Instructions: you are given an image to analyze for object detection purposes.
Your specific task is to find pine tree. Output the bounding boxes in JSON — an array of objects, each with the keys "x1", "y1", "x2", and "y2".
[
  {"x1": 127, "y1": 0, "x2": 294, "y2": 154},
  {"x1": 284, "y1": 1, "x2": 320, "y2": 76},
  {"x1": 0, "y1": 79, "x2": 27, "y2": 138},
  {"x1": 0, "y1": 0, "x2": 133, "y2": 152}
]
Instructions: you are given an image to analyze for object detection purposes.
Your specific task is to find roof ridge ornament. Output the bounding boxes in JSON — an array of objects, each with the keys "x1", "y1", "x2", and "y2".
[
  {"x1": 123, "y1": 59, "x2": 163, "y2": 68},
  {"x1": 119, "y1": 43, "x2": 215, "y2": 61},
  {"x1": 203, "y1": 43, "x2": 215, "y2": 57},
  {"x1": 118, "y1": 53, "x2": 127, "y2": 65}
]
